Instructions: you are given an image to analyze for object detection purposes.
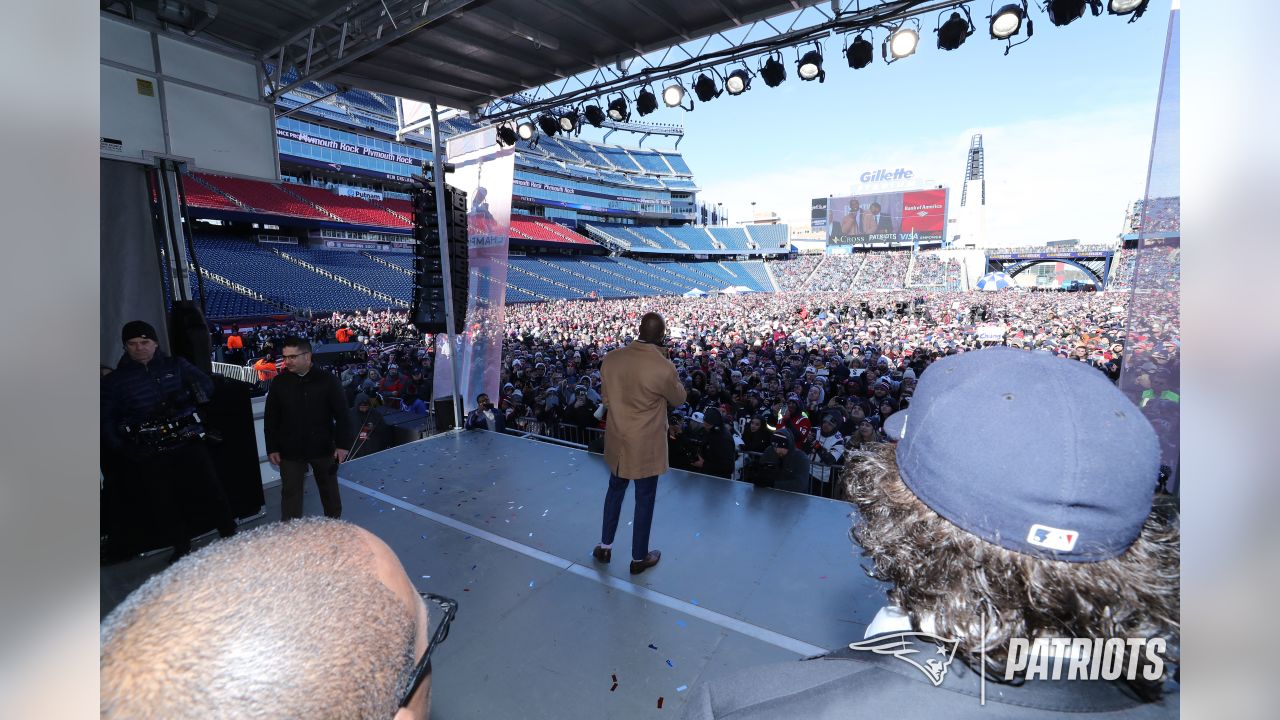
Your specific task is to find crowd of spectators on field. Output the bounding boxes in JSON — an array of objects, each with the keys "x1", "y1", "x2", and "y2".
[{"x1": 212, "y1": 261, "x2": 1178, "y2": 496}]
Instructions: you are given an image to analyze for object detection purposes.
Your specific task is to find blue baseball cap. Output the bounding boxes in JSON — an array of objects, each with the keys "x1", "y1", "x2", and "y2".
[{"x1": 883, "y1": 347, "x2": 1159, "y2": 563}]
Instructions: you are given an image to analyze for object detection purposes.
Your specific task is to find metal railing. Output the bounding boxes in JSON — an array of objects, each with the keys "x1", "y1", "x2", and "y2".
[
  {"x1": 211, "y1": 362, "x2": 258, "y2": 385},
  {"x1": 508, "y1": 419, "x2": 604, "y2": 450}
]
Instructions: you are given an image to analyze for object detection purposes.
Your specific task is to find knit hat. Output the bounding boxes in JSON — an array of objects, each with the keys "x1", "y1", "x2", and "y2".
[{"x1": 121, "y1": 320, "x2": 158, "y2": 344}]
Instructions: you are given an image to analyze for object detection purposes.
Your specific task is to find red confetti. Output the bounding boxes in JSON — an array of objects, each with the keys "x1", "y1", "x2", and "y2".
[{"x1": 657, "y1": 697, "x2": 664, "y2": 709}]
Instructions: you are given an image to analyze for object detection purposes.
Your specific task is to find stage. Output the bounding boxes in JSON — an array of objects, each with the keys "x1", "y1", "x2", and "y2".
[{"x1": 104, "y1": 430, "x2": 891, "y2": 718}]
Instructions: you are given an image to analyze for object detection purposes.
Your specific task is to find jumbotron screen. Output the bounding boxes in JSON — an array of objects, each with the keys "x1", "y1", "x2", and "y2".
[{"x1": 825, "y1": 188, "x2": 948, "y2": 245}]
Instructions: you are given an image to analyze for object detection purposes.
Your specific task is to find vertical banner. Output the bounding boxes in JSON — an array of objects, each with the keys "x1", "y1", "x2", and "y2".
[
  {"x1": 1119, "y1": 5, "x2": 1180, "y2": 492},
  {"x1": 433, "y1": 128, "x2": 514, "y2": 414}
]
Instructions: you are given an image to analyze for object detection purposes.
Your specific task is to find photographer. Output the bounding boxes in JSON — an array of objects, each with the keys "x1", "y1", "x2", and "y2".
[
  {"x1": 744, "y1": 427, "x2": 809, "y2": 493},
  {"x1": 101, "y1": 321, "x2": 237, "y2": 562},
  {"x1": 465, "y1": 392, "x2": 506, "y2": 433},
  {"x1": 691, "y1": 407, "x2": 736, "y2": 479}
]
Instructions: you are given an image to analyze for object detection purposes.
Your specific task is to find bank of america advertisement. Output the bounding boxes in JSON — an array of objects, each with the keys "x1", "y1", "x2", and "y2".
[{"x1": 827, "y1": 188, "x2": 947, "y2": 245}]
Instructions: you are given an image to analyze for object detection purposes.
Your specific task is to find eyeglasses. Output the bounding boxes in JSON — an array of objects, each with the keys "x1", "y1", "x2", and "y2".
[
  {"x1": 282, "y1": 351, "x2": 311, "y2": 360},
  {"x1": 398, "y1": 592, "x2": 457, "y2": 708}
]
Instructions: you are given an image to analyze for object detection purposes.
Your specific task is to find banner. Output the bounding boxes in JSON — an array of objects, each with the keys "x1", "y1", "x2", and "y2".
[
  {"x1": 810, "y1": 197, "x2": 828, "y2": 229},
  {"x1": 827, "y1": 188, "x2": 947, "y2": 245},
  {"x1": 513, "y1": 176, "x2": 672, "y2": 208},
  {"x1": 433, "y1": 128, "x2": 515, "y2": 414}
]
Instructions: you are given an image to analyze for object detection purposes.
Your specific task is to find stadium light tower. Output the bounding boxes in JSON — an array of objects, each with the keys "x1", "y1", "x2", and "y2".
[{"x1": 961, "y1": 133, "x2": 986, "y2": 207}]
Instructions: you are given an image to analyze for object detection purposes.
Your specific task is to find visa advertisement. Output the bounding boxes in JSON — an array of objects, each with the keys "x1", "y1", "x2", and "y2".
[{"x1": 827, "y1": 188, "x2": 948, "y2": 245}]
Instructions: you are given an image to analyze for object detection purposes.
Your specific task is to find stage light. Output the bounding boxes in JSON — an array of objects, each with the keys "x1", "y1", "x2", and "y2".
[
  {"x1": 886, "y1": 26, "x2": 919, "y2": 60},
  {"x1": 583, "y1": 104, "x2": 606, "y2": 127},
  {"x1": 607, "y1": 96, "x2": 630, "y2": 122},
  {"x1": 693, "y1": 73, "x2": 721, "y2": 102},
  {"x1": 936, "y1": 8, "x2": 975, "y2": 50},
  {"x1": 989, "y1": 2, "x2": 1027, "y2": 39},
  {"x1": 495, "y1": 124, "x2": 517, "y2": 146},
  {"x1": 759, "y1": 54, "x2": 786, "y2": 87},
  {"x1": 797, "y1": 49, "x2": 825, "y2": 82},
  {"x1": 537, "y1": 113, "x2": 559, "y2": 136},
  {"x1": 636, "y1": 87, "x2": 658, "y2": 116},
  {"x1": 845, "y1": 34, "x2": 874, "y2": 69},
  {"x1": 516, "y1": 121, "x2": 535, "y2": 140},
  {"x1": 1107, "y1": 0, "x2": 1148, "y2": 18},
  {"x1": 558, "y1": 109, "x2": 579, "y2": 132},
  {"x1": 725, "y1": 68, "x2": 751, "y2": 95},
  {"x1": 662, "y1": 82, "x2": 686, "y2": 108},
  {"x1": 1046, "y1": 0, "x2": 1100, "y2": 27}
]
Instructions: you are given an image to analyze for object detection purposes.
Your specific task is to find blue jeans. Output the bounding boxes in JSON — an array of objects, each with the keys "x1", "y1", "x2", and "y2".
[{"x1": 600, "y1": 473, "x2": 658, "y2": 561}]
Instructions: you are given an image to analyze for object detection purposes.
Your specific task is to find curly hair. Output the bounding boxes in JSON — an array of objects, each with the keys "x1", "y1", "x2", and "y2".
[{"x1": 842, "y1": 444, "x2": 1179, "y2": 699}]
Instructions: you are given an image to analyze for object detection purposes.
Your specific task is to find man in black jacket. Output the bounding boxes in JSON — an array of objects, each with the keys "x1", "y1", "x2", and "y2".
[
  {"x1": 265, "y1": 337, "x2": 354, "y2": 521},
  {"x1": 101, "y1": 320, "x2": 237, "y2": 561}
]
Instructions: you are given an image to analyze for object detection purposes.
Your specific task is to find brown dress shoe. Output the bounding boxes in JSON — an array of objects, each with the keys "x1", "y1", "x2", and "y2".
[
  {"x1": 592, "y1": 545, "x2": 611, "y2": 563},
  {"x1": 629, "y1": 550, "x2": 661, "y2": 575}
]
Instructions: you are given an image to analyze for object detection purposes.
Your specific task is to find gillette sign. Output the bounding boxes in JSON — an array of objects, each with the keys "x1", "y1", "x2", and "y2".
[{"x1": 861, "y1": 168, "x2": 914, "y2": 183}]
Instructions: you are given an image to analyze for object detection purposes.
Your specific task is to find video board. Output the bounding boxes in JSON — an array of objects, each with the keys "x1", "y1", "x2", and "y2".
[{"x1": 826, "y1": 188, "x2": 948, "y2": 245}]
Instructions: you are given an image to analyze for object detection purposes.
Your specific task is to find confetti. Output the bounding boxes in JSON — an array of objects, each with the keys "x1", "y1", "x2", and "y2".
[
  {"x1": 691, "y1": 599, "x2": 700, "y2": 606},
  {"x1": 610, "y1": 683, "x2": 618, "y2": 692},
  {"x1": 657, "y1": 697, "x2": 664, "y2": 709},
  {"x1": 666, "y1": 659, "x2": 674, "y2": 668},
  {"x1": 676, "y1": 685, "x2": 688, "y2": 693},
  {"x1": 612, "y1": 674, "x2": 617, "y2": 683},
  {"x1": 675, "y1": 620, "x2": 687, "y2": 628},
  {"x1": 529, "y1": 581, "x2": 535, "y2": 588},
  {"x1": 648, "y1": 644, "x2": 658, "y2": 650}
]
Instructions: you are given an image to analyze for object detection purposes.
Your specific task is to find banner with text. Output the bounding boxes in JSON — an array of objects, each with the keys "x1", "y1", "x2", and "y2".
[{"x1": 827, "y1": 188, "x2": 947, "y2": 246}]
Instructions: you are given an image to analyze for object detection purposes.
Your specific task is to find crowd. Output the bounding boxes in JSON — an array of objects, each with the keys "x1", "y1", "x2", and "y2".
[
  {"x1": 905, "y1": 253, "x2": 964, "y2": 289},
  {"x1": 208, "y1": 267, "x2": 1178, "y2": 497},
  {"x1": 1129, "y1": 196, "x2": 1180, "y2": 234}
]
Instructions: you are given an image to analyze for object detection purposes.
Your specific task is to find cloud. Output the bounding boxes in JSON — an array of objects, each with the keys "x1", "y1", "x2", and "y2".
[{"x1": 700, "y1": 104, "x2": 1155, "y2": 246}]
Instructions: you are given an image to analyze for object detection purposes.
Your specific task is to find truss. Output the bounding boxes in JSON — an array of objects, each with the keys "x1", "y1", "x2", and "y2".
[{"x1": 477, "y1": 0, "x2": 964, "y2": 125}]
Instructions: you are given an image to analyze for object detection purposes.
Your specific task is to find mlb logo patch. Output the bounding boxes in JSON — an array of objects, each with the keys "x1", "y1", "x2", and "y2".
[{"x1": 1026, "y1": 524, "x2": 1078, "y2": 552}]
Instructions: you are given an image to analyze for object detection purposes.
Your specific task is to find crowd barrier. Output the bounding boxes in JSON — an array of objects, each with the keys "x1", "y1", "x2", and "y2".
[{"x1": 211, "y1": 362, "x2": 258, "y2": 385}]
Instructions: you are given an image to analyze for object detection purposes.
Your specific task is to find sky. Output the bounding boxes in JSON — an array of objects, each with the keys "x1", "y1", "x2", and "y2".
[{"x1": 575, "y1": 1, "x2": 1173, "y2": 246}]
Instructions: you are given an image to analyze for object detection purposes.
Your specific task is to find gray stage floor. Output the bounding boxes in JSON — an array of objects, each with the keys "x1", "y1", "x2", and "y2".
[{"x1": 104, "y1": 430, "x2": 891, "y2": 718}]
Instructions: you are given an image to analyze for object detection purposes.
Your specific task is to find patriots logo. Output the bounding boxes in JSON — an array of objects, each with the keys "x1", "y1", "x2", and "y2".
[{"x1": 848, "y1": 632, "x2": 960, "y2": 686}]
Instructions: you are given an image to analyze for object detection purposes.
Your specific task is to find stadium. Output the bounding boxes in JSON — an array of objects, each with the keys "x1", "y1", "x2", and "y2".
[{"x1": 99, "y1": 1, "x2": 1181, "y2": 718}]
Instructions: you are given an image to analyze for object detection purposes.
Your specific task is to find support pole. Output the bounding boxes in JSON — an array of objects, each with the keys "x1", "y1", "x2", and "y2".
[{"x1": 429, "y1": 101, "x2": 464, "y2": 430}]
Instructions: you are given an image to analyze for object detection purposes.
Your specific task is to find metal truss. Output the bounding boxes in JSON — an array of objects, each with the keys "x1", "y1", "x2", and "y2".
[
  {"x1": 961, "y1": 133, "x2": 985, "y2": 207},
  {"x1": 259, "y1": 0, "x2": 486, "y2": 105},
  {"x1": 477, "y1": 0, "x2": 962, "y2": 126}
]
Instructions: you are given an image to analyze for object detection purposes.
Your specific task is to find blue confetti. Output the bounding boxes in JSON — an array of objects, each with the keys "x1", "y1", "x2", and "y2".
[
  {"x1": 676, "y1": 685, "x2": 688, "y2": 693},
  {"x1": 648, "y1": 644, "x2": 658, "y2": 650},
  {"x1": 529, "y1": 581, "x2": 535, "y2": 588},
  {"x1": 666, "y1": 659, "x2": 674, "y2": 667}
]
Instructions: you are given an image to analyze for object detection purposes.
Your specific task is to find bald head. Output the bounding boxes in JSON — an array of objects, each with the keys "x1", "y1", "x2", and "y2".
[
  {"x1": 638, "y1": 312, "x2": 666, "y2": 344},
  {"x1": 101, "y1": 519, "x2": 428, "y2": 719}
]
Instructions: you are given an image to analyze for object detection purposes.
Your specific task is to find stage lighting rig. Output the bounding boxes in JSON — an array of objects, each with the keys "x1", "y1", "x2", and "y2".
[
  {"x1": 1107, "y1": 0, "x2": 1148, "y2": 21},
  {"x1": 759, "y1": 53, "x2": 787, "y2": 87},
  {"x1": 845, "y1": 32, "x2": 874, "y2": 69},
  {"x1": 936, "y1": 7, "x2": 975, "y2": 50},
  {"x1": 988, "y1": 1, "x2": 1033, "y2": 53},
  {"x1": 797, "y1": 47, "x2": 825, "y2": 82},
  {"x1": 883, "y1": 20, "x2": 921, "y2": 63},
  {"x1": 537, "y1": 113, "x2": 559, "y2": 136},
  {"x1": 607, "y1": 96, "x2": 630, "y2": 122},
  {"x1": 725, "y1": 67, "x2": 752, "y2": 95},
  {"x1": 558, "y1": 109, "x2": 579, "y2": 133},
  {"x1": 1046, "y1": 0, "x2": 1101, "y2": 27},
  {"x1": 516, "y1": 120, "x2": 535, "y2": 140},
  {"x1": 635, "y1": 87, "x2": 658, "y2": 116},
  {"x1": 583, "y1": 104, "x2": 606, "y2": 127},
  {"x1": 495, "y1": 124, "x2": 518, "y2": 146},
  {"x1": 693, "y1": 72, "x2": 722, "y2": 102}
]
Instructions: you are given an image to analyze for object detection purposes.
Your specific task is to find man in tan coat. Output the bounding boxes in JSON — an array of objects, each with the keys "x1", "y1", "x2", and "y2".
[{"x1": 593, "y1": 312, "x2": 687, "y2": 574}]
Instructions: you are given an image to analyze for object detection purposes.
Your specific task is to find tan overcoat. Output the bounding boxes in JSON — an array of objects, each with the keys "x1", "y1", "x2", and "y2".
[{"x1": 601, "y1": 341, "x2": 687, "y2": 479}]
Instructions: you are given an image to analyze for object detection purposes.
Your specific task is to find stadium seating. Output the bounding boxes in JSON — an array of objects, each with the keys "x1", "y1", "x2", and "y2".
[
  {"x1": 599, "y1": 147, "x2": 642, "y2": 173},
  {"x1": 193, "y1": 236, "x2": 396, "y2": 311},
  {"x1": 629, "y1": 151, "x2": 672, "y2": 175},
  {"x1": 195, "y1": 174, "x2": 331, "y2": 220},
  {"x1": 191, "y1": 273, "x2": 280, "y2": 318},
  {"x1": 661, "y1": 153, "x2": 692, "y2": 174},
  {"x1": 283, "y1": 183, "x2": 409, "y2": 228},
  {"x1": 509, "y1": 218, "x2": 597, "y2": 246},
  {"x1": 283, "y1": 245, "x2": 414, "y2": 299},
  {"x1": 182, "y1": 176, "x2": 242, "y2": 211},
  {"x1": 906, "y1": 253, "x2": 964, "y2": 290},
  {"x1": 743, "y1": 224, "x2": 789, "y2": 251},
  {"x1": 852, "y1": 251, "x2": 913, "y2": 290},
  {"x1": 768, "y1": 255, "x2": 825, "y2": 292}
]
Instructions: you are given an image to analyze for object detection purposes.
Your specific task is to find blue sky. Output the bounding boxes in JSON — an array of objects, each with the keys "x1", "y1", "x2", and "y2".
[{"x1": 576, "y1": 1, "x2": 1173, "y2": 246}]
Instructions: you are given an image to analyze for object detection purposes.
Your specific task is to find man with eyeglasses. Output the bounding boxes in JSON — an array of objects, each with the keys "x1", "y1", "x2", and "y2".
[
  {"x1": 265, "y1": 336, "x2": 354, "y2": 521},
  {"x1": 102, "y1": 518, "x2": 454, "y2": 719}
]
